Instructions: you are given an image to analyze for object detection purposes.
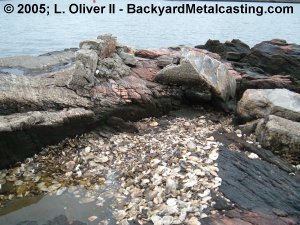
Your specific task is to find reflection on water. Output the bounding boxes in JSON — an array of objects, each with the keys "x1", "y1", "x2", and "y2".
[
  {"x1": 0, "y1": 0, "x2": 299, "y2": 56},
  {"x1": 0, "y1": 172, "x2": 120, "y2": 225}
]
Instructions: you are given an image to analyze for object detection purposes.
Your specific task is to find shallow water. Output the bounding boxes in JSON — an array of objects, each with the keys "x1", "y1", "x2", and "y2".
[
  {"x1": 0, "y1": 68, "x2": 24, "y2": 75},
  {"x1": 0, "y1": 171, "x2": 120, "y2": 225},
  {"x1": 0, "y1": 190, "x2": 114, "y2": 225},
  {"x1": 0, "y1": 0, "x2": 299, "y2": 56}
]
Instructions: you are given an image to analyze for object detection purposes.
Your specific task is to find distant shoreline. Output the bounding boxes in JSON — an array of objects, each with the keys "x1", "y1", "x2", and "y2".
[{"x1": 167, "y1": 0, "x2": 300, "y2": 3}]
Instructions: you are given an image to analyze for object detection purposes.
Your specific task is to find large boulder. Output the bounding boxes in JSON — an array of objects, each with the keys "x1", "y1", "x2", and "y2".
[
  {"x1": 155, "y1": 50, "x2": 236, "y2": 102},
  {"x1": 237, "y1": 89, "x2": 300, "y2": 122},
  {"x1": 255, "y1": 115, "x2": 300, "y2": 155},
  {"x1": 241, "y1": 40, "x2": 300, "y2": 79}
]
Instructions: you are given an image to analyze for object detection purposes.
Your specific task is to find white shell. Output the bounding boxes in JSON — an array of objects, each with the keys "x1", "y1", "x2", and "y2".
[{"x1": 209, "y1": 150, "x2": 219, "y2": 161}]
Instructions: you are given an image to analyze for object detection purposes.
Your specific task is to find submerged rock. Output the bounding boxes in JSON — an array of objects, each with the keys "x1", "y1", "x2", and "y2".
[{"x1": 237, "y1": 89, "x2": 300, "y2": 122}]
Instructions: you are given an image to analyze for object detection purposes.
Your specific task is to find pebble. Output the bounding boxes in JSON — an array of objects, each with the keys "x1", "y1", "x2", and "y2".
[
  {"x1": 209, "y1": 150, "x2": 219, "y2": 161},
  {"x1": 187, "y1": 217, "x2": 201, "y2": 225},
  {"x1": 235, "y1": 129, "x2": 242, "y2": 138},
  {"x1": 187, "y1": 141, "x2": 197, "y2": 150},
  {"x1": 56, "y1": 187, "x2": 67, "y2": 196},
  {"x1": 248, "y1": 153, "x2": 259, "y2": 159},
  {"x1": 150, "y1": 121, "x2": 159, "y2": 127},
  {"x1": 79, "y1": 197, "x2": 95, "y2": 204},
  {"x1": 88, "y1": 216, "x2": 98, "y2": 222}
]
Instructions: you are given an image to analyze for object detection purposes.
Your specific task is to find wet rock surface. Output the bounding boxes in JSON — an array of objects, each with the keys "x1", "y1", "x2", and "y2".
[
  {"x1": 0, "y1": 49, "x2": 76, "y2": 76},
  {"x1": 0, "y1": 108, "x2": 96, "y2": 169},
  {"x1": 217, "y1": 148, "x2": 300, "y2": 216}
]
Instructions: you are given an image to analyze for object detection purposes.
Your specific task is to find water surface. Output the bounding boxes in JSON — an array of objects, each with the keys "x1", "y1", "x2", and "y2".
[{"x1": 0, "y1": 0, "x2": 299, "y2": 56}]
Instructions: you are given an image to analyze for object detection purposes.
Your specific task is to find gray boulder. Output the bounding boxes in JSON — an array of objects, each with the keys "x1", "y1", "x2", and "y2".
[
  {"x1": 237, "y1": 89, "x2": 300, "y2": 122},
  {"x1": 118, "y1": 51, "x2": 137, "y2": 67},
  {"x1": 156, "y1": 55, "x2": 179, "y2": 68},
  {"x1": 116, "y1": 45, "x2": 137, "y2": 67},
  {"x1": 256, "y1": 115, "x2": 300, "y2": 154},
  {"x1": 155, "y1": 50, "x2": 236, "y2": 102}
]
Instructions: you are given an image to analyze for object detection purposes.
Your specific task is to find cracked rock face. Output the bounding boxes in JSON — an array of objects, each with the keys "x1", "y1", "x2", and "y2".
[
  {"x1": 237, "y1": 89, "x2": 300, "y2": 122},
  {"x1": 68, "y1": 49, "x2": 98, "y2": 90},
  {"x1": 95, "y1": 53, "x2": 131, "y2": 79},
  {"x1": 155, "y1": 50, "x2": 236, "y2": 102},
  {"x1": 69, "y1": 35, "x2": 132, "y2": 90},
  {"x1": 0, "y1": 67, "x2": 91, "y2": 116}
]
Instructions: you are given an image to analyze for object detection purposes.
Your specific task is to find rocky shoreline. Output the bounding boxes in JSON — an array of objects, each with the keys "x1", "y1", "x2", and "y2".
[{"x1": 0, "y1": 35, "x2": 300, "y2": 225}]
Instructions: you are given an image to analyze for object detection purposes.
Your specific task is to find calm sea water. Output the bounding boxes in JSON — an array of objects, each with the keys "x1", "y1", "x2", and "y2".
[{"x1": 0, "y1": 0, "x2": 299, "y2": 57}]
